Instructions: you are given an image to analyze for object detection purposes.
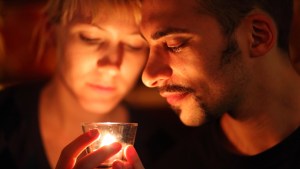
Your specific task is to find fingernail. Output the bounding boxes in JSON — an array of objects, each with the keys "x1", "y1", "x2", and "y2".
[
  {"x1": 112, "y1": 161, "x2": 123, "y2": 169},
  {"x1": 125, "y1": 145, "x2": 136, "y2": 159},
  {"x1": 88, "y1": 129, "x2": 99, "y2": 138},
  {"x1": 109, "y1": 142, "x2": 122, "y2": 151}
]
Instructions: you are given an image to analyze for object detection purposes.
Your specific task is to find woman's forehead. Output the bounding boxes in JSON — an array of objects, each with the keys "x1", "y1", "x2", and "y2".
[{"x1": 60, "y1": 0, "x2": 141, "y2": 25}]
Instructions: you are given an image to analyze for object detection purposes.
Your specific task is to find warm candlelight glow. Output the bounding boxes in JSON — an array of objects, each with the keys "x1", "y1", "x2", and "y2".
[
  {"x1": 101, "y1": 133, "x2": 117, "y2": 146},
  {"x1": 82, "y1": 122, "x2": 138, "y2": 168}
]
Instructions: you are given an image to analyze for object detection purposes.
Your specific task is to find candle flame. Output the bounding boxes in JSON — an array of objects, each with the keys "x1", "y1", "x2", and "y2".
[{"x1": 101, "y1": 133, "x2": 117, "y2": 146}]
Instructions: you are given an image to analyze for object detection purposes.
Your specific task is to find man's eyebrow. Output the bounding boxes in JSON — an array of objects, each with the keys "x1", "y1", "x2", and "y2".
[{"x1": 151, "y1": 27, "x2": 190, "y2": 40}]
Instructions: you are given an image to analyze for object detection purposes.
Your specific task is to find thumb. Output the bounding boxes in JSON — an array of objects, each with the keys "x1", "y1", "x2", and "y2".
[{"x1": 124, "y1": 145, "x2": 144, "y2": 169}]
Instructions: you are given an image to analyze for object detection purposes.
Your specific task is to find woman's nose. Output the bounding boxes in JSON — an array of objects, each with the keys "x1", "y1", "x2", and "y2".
[{"x1": 96, "y1": 43, "x2": 123, "y2": 75}]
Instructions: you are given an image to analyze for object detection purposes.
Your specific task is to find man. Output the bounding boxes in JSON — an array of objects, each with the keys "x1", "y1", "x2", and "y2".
[
  {"x1": 291, "y1": 0, "x2": 300, "y2": 74},
  {"x1": 51, "y1": 0, "x2": 299, "y2": 168},
  {"x1": 113, "y1": 0, "x2": 300, "y2": 168}
]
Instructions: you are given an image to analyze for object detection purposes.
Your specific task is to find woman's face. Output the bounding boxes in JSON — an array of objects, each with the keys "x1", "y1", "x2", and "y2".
[{"x1": 56, "y1": 9, "x2": 148, "y2": 114}]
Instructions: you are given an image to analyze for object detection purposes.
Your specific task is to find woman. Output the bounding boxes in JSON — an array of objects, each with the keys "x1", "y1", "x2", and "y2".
[{"x1": 0, "y1": 0, "x2": 191, "y2": 168}]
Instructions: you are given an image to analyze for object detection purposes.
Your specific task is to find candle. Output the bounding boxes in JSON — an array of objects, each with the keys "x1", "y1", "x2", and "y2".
[
  {"x1": 101, "y1": 133, "x2": 117, "y2": 146},
  {"x1": 82, "y1": 122, "x2": 138, "y2": 168},
  {"x1": 89, "y1": 132, "x2": 123, "y2": 168}
]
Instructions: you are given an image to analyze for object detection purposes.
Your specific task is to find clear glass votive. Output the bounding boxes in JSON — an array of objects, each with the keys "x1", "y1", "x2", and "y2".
[{"x1": 82, "y1": 122, "x2": 138, "y2": 168}]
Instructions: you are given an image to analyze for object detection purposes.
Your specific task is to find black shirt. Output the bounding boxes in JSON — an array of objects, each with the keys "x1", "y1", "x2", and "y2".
[{"x1": 154, "y1": 119, "x2": 300, "y2": 169}]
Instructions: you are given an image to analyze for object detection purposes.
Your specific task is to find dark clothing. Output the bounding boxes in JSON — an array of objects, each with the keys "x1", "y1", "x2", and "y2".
[
  {"x1": 0, "y1": 81, "x2": 194, "y2": 169},
  {"x1": 154, "y1": 120, "x2": 300, "y2": 169}
]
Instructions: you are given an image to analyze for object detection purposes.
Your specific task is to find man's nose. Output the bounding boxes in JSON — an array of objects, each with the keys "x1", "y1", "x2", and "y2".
[{"x1": 142, "y1": 47, "x2": 172, "y2": 88}]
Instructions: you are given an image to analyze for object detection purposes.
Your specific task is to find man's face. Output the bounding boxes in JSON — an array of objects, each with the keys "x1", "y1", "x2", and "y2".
[{"x1": 140, "y1": 0, "x2": 249, "y2": 126}]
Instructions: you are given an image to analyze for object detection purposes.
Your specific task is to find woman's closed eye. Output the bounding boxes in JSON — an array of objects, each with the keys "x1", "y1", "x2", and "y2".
[
  {"x1": 125, "y1": 43, "x2": 147, "y2": 51},
  {"x1": 124, "y1": 40, "x2": 147, "y2": 51},
  {"x1": 79, "y1": 34, "x2": 103, "y2": 45}
]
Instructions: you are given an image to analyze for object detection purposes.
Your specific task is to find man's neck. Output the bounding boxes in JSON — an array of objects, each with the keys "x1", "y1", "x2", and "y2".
[
  {"x1": 220, "y1": 111, "x2": 300, "y2": 155},
  {"x1": 219, "y1": 56, "x2": 300, "y2": 155}
]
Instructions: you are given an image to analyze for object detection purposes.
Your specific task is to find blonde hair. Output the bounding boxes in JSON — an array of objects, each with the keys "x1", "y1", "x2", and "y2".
[
  {"x1": 33, "y1": 0, "x2": 142, "y2": 66},
  {"x1": 45, "y1": 0, "x2": 142, "y2": 25}
]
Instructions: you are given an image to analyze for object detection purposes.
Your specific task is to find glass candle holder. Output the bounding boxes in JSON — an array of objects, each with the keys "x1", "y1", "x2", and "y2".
[{"x1": 82, "y1": 122, "x2": 138, "y2": 168}]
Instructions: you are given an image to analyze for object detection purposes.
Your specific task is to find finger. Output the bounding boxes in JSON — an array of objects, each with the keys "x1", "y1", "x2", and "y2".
[
  {"x1": 74, "y1": 142, "x2": 122, "y2": 169},
  {"x1": 123, "y1": 145, "x2": 145, "y2": 169},
  {"x1": 55, "y1": 129, "x2": 100, "y2": 169},
  {"x1": 113, "y1": 159, "x2": 137, "y2": 169},
  {"x1": 112, "y1": 160, "x2": 132, "y2": 169}
]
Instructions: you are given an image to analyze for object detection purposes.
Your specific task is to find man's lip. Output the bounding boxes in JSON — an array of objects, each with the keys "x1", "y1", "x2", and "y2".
[{"x1": 160, "y1": 92, "x2": 188, "y2": 105}]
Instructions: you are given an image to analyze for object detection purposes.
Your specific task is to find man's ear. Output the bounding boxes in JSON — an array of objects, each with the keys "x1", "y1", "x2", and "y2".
[
  {"x1": 246, "y1": 14, "x2": 276, "y2": 57},
  {"x1": 290, "y1": 45, "x2": 300, "y2": 75},
  {"x1": 290, "y1": 0, "x2": 300, "y2": 75}
]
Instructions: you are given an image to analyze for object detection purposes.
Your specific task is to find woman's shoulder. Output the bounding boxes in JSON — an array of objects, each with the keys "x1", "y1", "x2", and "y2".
[
  {"x1": 0, "y1": 79, "x2": 47, "y2": 120},
  {"x1": 0, "y1": 80, "x2": 49, "y2": 169}
]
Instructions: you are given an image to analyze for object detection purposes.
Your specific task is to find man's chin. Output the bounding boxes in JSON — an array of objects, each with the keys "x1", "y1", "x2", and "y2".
[
  {"x1": 170, "y1": 100, "x2": 207, "y2": 126},
  {"x1": 173, "y1": 106, "x2": 206, "y2": 126},
  {"x1": 179, "y1": 114, "x2": 206, "y2": 127}
]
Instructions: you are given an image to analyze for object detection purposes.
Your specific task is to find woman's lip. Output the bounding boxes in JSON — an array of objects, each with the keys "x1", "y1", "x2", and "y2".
[
  {"x1": 160, "y1": 92, "x2": 188, "y2": 105},
  {"x1": 87, "y1": 83, "x2": 116, "y2": 92}
]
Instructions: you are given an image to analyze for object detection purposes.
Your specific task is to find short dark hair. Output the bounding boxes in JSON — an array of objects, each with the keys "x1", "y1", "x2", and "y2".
[{"x1": 196, "y1": 0, "x2": 293, "y2": 52}]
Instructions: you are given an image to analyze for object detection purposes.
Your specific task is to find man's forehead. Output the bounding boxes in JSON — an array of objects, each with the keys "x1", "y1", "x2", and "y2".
[
  {"x1": 141, "y1": 0, "x2": 195, "y2": 25},
  {"x1": 140, "y1": 0, "x2": 206, "y2": 25},
  {"x1": 140, "y1": 0, "x2": 204, "y2": 38}
]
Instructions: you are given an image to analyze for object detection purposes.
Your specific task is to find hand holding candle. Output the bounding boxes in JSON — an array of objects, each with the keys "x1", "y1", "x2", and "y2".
[{"x1": 82, "y1": 122, "x2": 138, "y2": 168}]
